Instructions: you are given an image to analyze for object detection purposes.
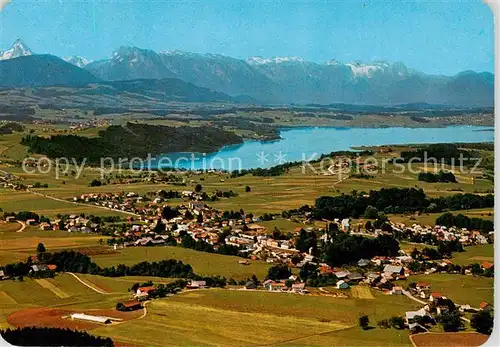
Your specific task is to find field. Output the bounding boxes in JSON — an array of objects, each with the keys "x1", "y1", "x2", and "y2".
[
  {"x1": 388, "y1": 208, "x2": 494, "y2": 227},
  {"x1": 410, "y1": 332, "x2": 489, "y2": 347},
  {"x1": 91, "y1": 288, "x2": 421, "y2": 346},
  {"x1": 450, "y1": 244, "x2": 494, "y2": 266},
  {"x1": 0, "y1": 274, "x2": 421, "y2": 346},
  {"x1": 0, "y1": 274, "x2": 128, "y2": 329},
  {"x1": 0, "y1": 227, "x2": 108, "y2": 264},
  {"x1": 92, "y1": 246, "x2": 271, "y2": 281},
  {"x1": 395, "y1": 274, "x2": 493, "y2": 307}
]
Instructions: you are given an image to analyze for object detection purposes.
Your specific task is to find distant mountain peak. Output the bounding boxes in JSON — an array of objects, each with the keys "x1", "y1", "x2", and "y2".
[
  {"x1": 0, "y1": 38, "x2": 33, "y2": 61},
  {"x1": 246, "y1": 56, "x2": 306, "y2": 65},
  {"x1": 63, "y1": 56, "x2": 91, "y2": 68}
]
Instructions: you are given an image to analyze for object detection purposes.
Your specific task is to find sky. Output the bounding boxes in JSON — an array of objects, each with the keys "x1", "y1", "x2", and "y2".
[{"x1": 0, "y1": 0, "x2": 494, "y2": 75}]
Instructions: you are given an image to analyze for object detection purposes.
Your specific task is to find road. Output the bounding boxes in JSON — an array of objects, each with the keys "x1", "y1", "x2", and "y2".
[
  {"x1": 402, "y1": 289, "x2": 471, "y2": 323},
  {"x1": 66, "y1": 272, "x2": 111, "y2": 295},
  {"x1": 402, "y1": 289, "x2": 427, "y2": 305},
  {"x1": 16, "y1": 220, "x2": 26, "y2": 232}
]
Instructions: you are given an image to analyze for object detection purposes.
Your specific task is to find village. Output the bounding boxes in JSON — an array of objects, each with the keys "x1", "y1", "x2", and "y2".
[{"x1": 1, "y1": 186, "x2": 494, "y2": 334}]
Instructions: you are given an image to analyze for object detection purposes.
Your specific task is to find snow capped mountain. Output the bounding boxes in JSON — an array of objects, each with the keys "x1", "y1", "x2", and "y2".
[
  {"x1": 246, "y1": 56, "x2": 305, "y2": 65},
  {"x1": 0, "y1": 39, "x2": 33, "y2": 61},
  {"x1": 1, "y1": 40, "x2": 490, "y2": 106},
  {"x1": 63, "y1": 56, "x2": 91, "y2": 68}
]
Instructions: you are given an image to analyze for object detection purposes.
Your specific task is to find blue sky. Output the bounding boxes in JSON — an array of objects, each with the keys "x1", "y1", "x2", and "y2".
[{"x1": 0, "y1": 0, "x2": 494, "y2": 75}]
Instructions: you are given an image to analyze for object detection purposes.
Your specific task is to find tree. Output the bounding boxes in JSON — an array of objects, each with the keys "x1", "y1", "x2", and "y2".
[
  {"x1": 299, "y1": 262, "x2": 318, "y2": 280},
  {"x1": 470, "y1": 310, "x2": 493, "y2": 335},
  {"x1": 471, "y1": 263, "x2": 483, "y2": 276},
  {"x1": 36, "y1": 243, "x2": 46, "y2": 254},
  {"x1": 438, "y1": 311, "x2": 463, "y2": 332},
  {"x1": 364, "y1": 206, "x2": 379, "y2": 219},
  {"x1": 36, "y1": 243, "x2": 46, "y2": 262},
  {"x1": 266, "y1": 264, "x2": 291, "y2": 280},
  {"x1": 184, "y1": 210, "x2": 194, "y2": 220},
  {"x1": 195, "y1": 184, "x2": 203, "y2": 193},
  {"x1": 377, "y1": 319, "x2": 390, "y2": 329},
  {"x1": 359, "y1": 315, "x2": 369, "y2": 330},
  {"x1": 89, "y1": 179, "x2": 103, "y2": 187},
  {"x1": 389, "y1": 316, "x2": 405, "y2": 329},
  {"x1": 245, "y1": 185, "x2": 251, "y2": 193}
]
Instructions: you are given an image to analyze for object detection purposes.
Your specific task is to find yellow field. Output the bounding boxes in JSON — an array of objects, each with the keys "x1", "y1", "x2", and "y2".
[
  {"x1": 92, "y1": 288, "x2": 420, "y2": 346},
  {"x1": 34, "y1": 278, "x2": 70, "y2": 299},
  {"x1": 351, "y1": 285, "x2": 375, "y2": 299}
]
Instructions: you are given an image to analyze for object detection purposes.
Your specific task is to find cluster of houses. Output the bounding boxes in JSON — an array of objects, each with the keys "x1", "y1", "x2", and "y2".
[
  {"x1": 72, "y1": 192, "x2": 153, "y2": 215},
  {"x1": 243, "y1": 278, "x2": 307, "y2": 294},
  {"x1": 392, "y1": 223, "x2": 492, "y2": 246},
  {"x1": 4, "y1": 214, "x2": 101, "y2": 233}
]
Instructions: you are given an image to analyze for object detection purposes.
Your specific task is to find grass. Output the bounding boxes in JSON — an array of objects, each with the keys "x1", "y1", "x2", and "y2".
[
  {"x1": 92, "y1": 246, "x2": 271, "y2": 280},
  {"x1": 388, "y1": 208, "x2": 494, "y2": 227},
  {"x1": 0, "y1": 274, "x2": 131, "y2": 328},
  {"x1": 395, "y1": 273, "x2": 493, "y2": 307},
  {"x1": 451, "y1": 244, "x2": 494, "y2": 266},
  {"x1": 92, "y1": 288, "x2": 420, "y2": 346},
  {"x1": 76, "y1": 274, "x2": 178, "y2": 293},
  {"x1": 0, "y1": 188, "x2": 127, "y2": 218},
  {"x1": 0, "y1": 228, "x2": 108, "y2": 265}
]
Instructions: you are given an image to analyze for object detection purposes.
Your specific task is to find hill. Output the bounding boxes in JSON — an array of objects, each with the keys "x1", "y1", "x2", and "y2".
[
  {"x1": 20, "y1": 122, "x2": 243, "y2": 163},
  {"x1": 0, "y1": 55, "x2": 99, "y2": 88}
]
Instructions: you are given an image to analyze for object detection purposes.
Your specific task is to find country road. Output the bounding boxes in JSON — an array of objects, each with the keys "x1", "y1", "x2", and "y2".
[
  {"x1": 16, "y1": 220, "x2": 26, "y2": 232},
  {"x1": 402, "y1": 289, "x2": 471, "y2": 323},
  {"x1": 66, "y1": 272, "x2": 111, "y2": 295},
  {"x1": 402, "y1": 289, "x2": 427, "y2": 305}
]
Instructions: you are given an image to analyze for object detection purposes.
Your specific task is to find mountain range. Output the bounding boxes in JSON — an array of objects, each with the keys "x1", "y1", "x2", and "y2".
[{"x1": 0, "y1": 39, "x2": 494, "y2": 107}]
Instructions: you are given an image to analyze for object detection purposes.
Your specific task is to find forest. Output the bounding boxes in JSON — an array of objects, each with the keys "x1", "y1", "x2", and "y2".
[
  {"x1": 21, "y1": 122, "x2": 243, "y2": 163},
  {"x1": 313, "y1": 188, "x2": 494, "y2": 219}
]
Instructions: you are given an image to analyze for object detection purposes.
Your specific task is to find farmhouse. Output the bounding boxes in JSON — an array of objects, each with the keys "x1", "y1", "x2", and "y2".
[
  {"x1": 405, "y1": 308, "x2": 431, "y2": 325},
  {"x1": 391, "y1": 286, "x2": 403, "y2": 295},
  {"x1": 357, "y1": 259, "x2": 370, "y2": 267},
  {"x1": 135, "y1": 285, "x2": 156, "y2": 299},
  {"x1": 187, "y1": 280, "x2": 207, "y2": 289},
  {"x1": 383, "y1": 265, "x2": 404, "y2": 276},
  {"x1": 479, "y1": 302, "x2": 491, "y2": 312},
  {"x1": 121, "y1": 300, "x2": 142, "y2": 311},
  {"x1": 336, "y1": 280, "x2": 349, "y2": 289}
]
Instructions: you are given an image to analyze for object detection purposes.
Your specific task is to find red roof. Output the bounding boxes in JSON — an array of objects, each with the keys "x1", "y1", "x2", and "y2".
[
  {"x1": 481, "y1": 262, "x2": 493, "y2": 269},
  {"x1": 122, "y1": 299, "x2": 142, "y2": 308},
  {"x1": 47, "y1": 264, "x2": 57, "y2": 271},
  {"x1": 479, "y1": 302, "x2": 490, "y2": 309},
  {"x1": 431, "y1": 292, "x2": 442, "y2": 298},
  {"x1": 138, "y1": 286, "x2": 156, "y2": 293},
  {"x1": 417, "y1": 282, "x2": 430, "y2": 287}
]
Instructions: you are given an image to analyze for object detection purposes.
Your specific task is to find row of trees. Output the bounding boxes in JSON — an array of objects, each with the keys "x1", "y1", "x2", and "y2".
[
  {"x1": 313, "y1": 188, "x2": 493, "y2": 219},
  {"x1": 436, "y1": 212, "x2": 494, "y2": 233},
  {"x1": 1, "y1": 327, "x2": 113, "y2": 346},
  {"x1": 322, "y1": 233, "x2": 400, "y2": 267},
  {"x1": 2, "y1": 250, "x2": 194, "y2": 279},
  {"x1": 418, "y1": 171, "x2": 456, "y2": 183}
]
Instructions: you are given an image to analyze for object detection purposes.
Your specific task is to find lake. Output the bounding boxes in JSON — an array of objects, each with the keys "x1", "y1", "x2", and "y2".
[{"x1": 151, "y1": 126, "x2": 494, "y2": 170}]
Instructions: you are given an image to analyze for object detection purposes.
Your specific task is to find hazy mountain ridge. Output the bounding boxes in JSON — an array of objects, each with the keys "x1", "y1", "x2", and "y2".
[
  {"x1": 83, "y1": 46, "x2": 493, "y2": 106},
  {"x1": 0, "y1": 39, "x2": 494, "y2": 106}
]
